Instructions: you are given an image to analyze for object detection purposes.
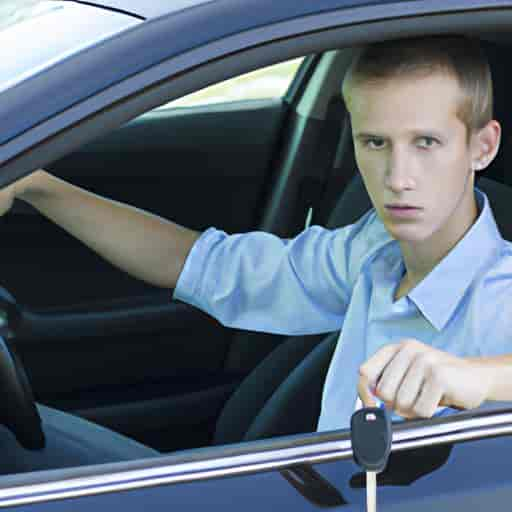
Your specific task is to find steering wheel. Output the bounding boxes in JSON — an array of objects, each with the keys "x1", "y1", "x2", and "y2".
[{"x1": 0, "y1": 288, "x2": 44, "y2": 450}]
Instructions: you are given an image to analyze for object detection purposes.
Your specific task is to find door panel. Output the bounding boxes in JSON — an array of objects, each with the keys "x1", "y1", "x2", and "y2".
[
  {"x1": 8, "y1": 433, "x2": 512, "y2": 511},
  {"x1": 14, "y1": 299, "x2": 241, "y2": 451}
]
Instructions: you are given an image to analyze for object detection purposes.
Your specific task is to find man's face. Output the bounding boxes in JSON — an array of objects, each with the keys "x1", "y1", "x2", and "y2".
[{"x1": 350, "y1": 72, "x2": 476, "y2": 244}]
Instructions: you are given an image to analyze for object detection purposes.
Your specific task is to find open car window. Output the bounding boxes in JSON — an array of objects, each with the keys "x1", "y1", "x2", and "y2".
[{"x1": 154, "y1": 57, "x2": 305, "y2": 109}]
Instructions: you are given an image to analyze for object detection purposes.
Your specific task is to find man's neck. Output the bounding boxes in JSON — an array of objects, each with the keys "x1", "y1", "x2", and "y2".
[{"x1": 399, "y1": 194, "x2": 479, "y2": 289}]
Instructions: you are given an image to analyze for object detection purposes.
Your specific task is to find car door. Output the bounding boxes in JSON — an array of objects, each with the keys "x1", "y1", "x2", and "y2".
[
  {"x1": 3, "y1": 405, "x2": 512, "y2": 511},
  {"x1": 2, "y1": 0, "x2": 512, "y2": 511}
]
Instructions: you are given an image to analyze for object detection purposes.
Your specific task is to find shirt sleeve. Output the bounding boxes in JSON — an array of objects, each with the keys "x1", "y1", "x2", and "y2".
[{"x1": 172, "y1": 210, "x2": 377, "y2": 335}]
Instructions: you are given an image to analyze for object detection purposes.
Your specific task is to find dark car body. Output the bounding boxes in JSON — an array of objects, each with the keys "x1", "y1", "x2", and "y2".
[{"x1": 1, "y1": 0, "x2": 512, "y2": 510}]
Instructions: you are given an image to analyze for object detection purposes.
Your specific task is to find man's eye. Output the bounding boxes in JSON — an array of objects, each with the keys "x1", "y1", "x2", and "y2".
[
  {"x1": 364, "y1": 138, "x2": 386, "y2": 149},
  {"x1": 417, "y1": 137, "x2": 438, "y2": 149}
]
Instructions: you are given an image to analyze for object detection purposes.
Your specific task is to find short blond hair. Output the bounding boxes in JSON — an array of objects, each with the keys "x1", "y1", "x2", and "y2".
[{"x1": 342, "y1": 35, "x2": 493, "y2": 142}]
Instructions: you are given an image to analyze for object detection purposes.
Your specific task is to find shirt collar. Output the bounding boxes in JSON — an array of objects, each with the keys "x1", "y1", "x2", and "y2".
[{"x1": 405, "y1": 187, "x2": 504, "y2": 331}]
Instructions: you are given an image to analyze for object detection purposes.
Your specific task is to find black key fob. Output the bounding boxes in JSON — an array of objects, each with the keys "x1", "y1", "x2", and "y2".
[{"x1": 350, "y1": 407, "x2": 392, "y2": 473}]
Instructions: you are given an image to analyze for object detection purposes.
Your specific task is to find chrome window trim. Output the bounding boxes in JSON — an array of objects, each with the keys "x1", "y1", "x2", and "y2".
[{"x1": 1, "y1": 408, "x2": 512, "y2": 506}]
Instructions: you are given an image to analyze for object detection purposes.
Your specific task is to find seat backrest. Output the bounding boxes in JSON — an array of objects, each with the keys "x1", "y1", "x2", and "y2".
[
  {"x1": 242, "y1": 331, "x2": 338, "y2": 441},
  {"x1": 212, "y1": 332, "x2": 326, "y2": 445}
]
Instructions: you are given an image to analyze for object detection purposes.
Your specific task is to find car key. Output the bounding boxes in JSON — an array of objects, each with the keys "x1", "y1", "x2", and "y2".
[{"x1": 350, "y1": 407, "x2": 392, "y2": 512}]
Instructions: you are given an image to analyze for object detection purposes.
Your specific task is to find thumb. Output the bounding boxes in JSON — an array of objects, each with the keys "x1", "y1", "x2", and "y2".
[{"x1": 358, "y1": 372, "x2": 377, "y2": 408}]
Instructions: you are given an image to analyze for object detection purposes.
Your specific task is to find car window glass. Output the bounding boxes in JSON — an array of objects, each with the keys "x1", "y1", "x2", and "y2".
[
  {"x1": 0, "y1": 0, "x2": 55, "y2": 33},
  {"x1": 154, "y1": 57, "x2": 305, "y2": 110}
]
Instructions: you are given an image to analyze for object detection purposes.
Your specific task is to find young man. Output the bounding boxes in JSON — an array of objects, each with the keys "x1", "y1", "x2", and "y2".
[{"x1": 2, "y1": 35, "x2": 512, "y2": 431}]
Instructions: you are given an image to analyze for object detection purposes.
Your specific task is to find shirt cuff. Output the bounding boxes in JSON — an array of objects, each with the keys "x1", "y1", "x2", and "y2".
[{"x1": 171, "y1": 227, "x2": 226, "y2": 308}]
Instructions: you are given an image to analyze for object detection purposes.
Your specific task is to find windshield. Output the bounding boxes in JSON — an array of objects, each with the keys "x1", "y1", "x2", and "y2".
[
  {"x1": 0, "y1": 0, "x2": 60, "y2": 32},
  {"x1": 0, "y1": 0, "x2": 139, "y2": 133}
]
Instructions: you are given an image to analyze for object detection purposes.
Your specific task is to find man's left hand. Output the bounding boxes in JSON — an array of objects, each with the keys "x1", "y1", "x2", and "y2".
[{"x1": 358, "y1": 339, "x2": 493, "y2": 419}]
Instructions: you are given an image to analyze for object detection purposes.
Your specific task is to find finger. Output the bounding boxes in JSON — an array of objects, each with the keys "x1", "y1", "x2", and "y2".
[
  {"x1": 394, "y1": 356, "x2": 429, "y2": 415},
  {"x1": 359, "y1": 344, "x2": 402, "y2": 386},
  {"x1": 410, "y1": 377, "x2": 444, "y2": 418},
  {"x1": 375, "y1": 346, "x2": 417, "y2": 407},
  {"x1": 358, "y1": 374, "x2": 377, "y2": 407}
]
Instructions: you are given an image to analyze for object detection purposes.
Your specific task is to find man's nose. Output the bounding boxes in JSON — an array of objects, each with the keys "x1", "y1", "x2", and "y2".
[{"x1": 384, "y1": 149, "x2": 415, "y2": 192}]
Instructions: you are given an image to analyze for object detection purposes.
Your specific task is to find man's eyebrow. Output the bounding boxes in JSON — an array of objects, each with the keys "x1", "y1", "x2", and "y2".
[
  {"x1": 408, "y1": 129, "x2": 447, "y2": 139},
  {"x1": 353, "y1": 130, "x2": 446, "y2": 140},
  {"x1": 354, "y1": 132, "x2": 385, "y2": 140}
]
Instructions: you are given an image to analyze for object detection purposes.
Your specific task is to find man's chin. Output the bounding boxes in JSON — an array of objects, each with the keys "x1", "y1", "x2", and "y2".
[{"x1": 383, "y1": 222, "x2": 429, "y2": 243}]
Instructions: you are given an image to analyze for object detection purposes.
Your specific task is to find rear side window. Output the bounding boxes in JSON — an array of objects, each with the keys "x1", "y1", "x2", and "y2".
[{"x1": 156, "y1": 57, "x2": 305, "y2": 109}]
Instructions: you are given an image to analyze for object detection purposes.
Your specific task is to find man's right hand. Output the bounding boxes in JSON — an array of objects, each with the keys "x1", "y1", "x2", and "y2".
[
  {"x1": 0, "y1": 182, "x2": 16, "y2": 216},
  {"x1": 0, "y1": 170, "x2": 40, "y2": 216}
]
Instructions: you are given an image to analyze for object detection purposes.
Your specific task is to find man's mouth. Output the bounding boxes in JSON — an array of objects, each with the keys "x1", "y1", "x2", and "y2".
[
  {"x1": 385, "y1": 204, "x2": 420, "y2": 209},
  {"x1": 385, "y1": 204, "x2": 422, "y2": 218}
]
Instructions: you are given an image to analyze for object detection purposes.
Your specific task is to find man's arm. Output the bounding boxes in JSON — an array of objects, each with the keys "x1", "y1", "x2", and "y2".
[
  {"x1": 8, "y1": 169, "x2": 201, "y2": 289},
  {"x1": 466, "y1": 353, "x2": 512, "y2": 402},
  {"x1": 2, "y1": 169, "x2": 364, "y2": 336}
]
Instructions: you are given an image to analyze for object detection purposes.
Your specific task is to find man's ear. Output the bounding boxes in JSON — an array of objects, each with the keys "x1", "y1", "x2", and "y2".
[{"x1": 471, "y1": 120, "x2": 501, "y2": 172}]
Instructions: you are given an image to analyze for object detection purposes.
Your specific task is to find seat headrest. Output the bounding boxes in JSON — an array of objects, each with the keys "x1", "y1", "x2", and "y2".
[
  {"x1": 480, "y1": 40, "x2": 511, "y2": 185},
  {"x1": 476, "y1": 176, "x2": 512, "y2": 241}
]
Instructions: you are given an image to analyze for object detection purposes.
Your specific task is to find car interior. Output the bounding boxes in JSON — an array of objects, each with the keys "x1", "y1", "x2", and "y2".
[{"x1": 0, "y1": 34, "x2": 511, "y2": 475}]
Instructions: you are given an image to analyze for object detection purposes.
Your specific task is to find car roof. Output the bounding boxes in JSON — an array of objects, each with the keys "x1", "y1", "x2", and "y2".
[{"x1": 76, "y1": 0, "x2": 418, "y2": 21}]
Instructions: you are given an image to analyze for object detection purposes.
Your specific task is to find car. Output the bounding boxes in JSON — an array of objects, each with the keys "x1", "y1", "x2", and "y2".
[{"x1": 1, "y1": 0, "x2": 512, "y2": 510}]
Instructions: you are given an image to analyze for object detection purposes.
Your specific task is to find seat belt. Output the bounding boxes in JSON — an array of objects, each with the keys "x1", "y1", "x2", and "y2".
[
  {"x1": 304, "y1": 98, "x2": 357, "y2": 228},
  {"x1": 312, "y1": 114, "x2": 359, "y2": 227},
  {"x1": 302, "y1": 96, "x2": 347, "y2": 229}
]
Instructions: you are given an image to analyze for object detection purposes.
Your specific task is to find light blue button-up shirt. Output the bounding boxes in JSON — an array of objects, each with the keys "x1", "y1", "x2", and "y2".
[{"x1": 173, "y1": 187, "x2": 512, "y2": 431}]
